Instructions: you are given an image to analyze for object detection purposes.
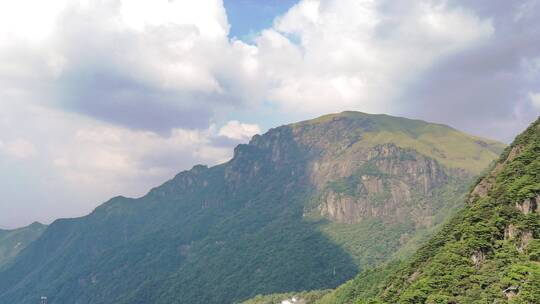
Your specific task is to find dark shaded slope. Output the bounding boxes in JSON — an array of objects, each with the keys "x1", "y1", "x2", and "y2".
[{"x1": 0, "y1": 126, "x2": 356, "y2": 304}]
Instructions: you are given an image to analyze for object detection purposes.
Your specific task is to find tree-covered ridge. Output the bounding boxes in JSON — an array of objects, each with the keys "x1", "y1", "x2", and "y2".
[
  {"x1": 320, "y1": 117, "x2": 540, "y2": 304},
  {"x1": 0, "y1": 222, "x2": 46, "y2": 269}
]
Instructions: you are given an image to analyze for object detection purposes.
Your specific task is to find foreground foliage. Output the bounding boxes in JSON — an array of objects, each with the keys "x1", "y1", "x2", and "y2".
[{"x1": 242, "y1": 290, "x2": 331, "y2": 304}]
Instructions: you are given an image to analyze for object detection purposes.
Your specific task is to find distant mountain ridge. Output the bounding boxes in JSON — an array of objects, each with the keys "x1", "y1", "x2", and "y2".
[
  {"x1": 0, "y1": 112, "x2": 504, "y2": 304},
  {"x1": 0, "y1": 222, "x2": 46, "y2": 269}
]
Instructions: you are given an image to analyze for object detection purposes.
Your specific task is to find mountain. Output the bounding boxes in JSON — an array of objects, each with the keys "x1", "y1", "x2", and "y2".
[
  {"x1": 315, "y1": 117, "x2": 540, "y2": 303},
  {"x1": 0, "y1": 222, "x2": 46, "y2": 269},
  {"x1": 0, "y1": 112, "x2": 504, "y2": 304}
]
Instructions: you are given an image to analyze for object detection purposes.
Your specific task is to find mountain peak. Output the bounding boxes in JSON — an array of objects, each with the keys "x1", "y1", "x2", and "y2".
[
  {"x1": 294, "y1": 111, "x2": 431, "y2": 128},
  {"x1": 256, "y1": 112, "x2": 505, "y2": 175}
]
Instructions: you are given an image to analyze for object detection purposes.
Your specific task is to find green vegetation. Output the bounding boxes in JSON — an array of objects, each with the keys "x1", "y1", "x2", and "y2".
[
  {"x1": 318, "y1": 117, "x2": 540, "y2": 303},
  {"x1": 307, "y1": 147, "x2": 471, "y2": 268},
  {"x1": 295, "y1": 111, "x2": 505, "y2": 174},
  {"x1": 316, "y1": 262, "x2": 404, "y2": 304},
  {"x1": 0, "y1": 222, "x2": 46, "y2": 269},
  {"x1": 326, "y1": 162, "x2": 388, "y2": 198},
  {"x1": 242, "y1": 290, "x2": 331, "y2": 304},
  {"x1": 0, "y1": 112, "x2": 504, "y2": 304}
]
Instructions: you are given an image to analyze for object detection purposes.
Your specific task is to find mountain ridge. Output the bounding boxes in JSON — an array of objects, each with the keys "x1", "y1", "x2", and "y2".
[
  {"x1": 0, "y1": 222, "x2": 46, "y2": 269},
  {"x1": 0, "y1": 112, "x2": 504, "y2": 304}
]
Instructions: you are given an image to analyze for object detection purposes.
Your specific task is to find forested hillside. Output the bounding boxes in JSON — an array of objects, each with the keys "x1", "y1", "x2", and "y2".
[{"x1": 0, "y1": 222, "x2": 46, "y2": 269}]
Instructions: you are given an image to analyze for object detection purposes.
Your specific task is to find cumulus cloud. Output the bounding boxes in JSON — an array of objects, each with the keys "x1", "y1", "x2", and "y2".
[
  {"x1": 0, "y1": 0, "x2": 260, "y2": 133},
  {"x1": 530, "y1": 92, "x2": 540, "y2": 110},
  {"x1": 218, "y1": 120, "x2": 261, "y2": 140},
  {"x1": 0, "y1": 139, "x2": 38, "y2": 159},
  {"x1": 397, "y1": 0, "x2": 540, "y2": 142},
  {"x1": 0, "y1": 0, "x2": 501, "y2": 135},
  {"x1": 254, "y1": 0, "x2": 493, "y2": 114}
]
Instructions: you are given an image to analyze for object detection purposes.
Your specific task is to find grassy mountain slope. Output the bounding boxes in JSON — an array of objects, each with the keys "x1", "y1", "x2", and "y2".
[
  {"x1": 0, "y1": 222, "x2": 46, "y2": 269},
  {"x1": 317, "y1": 117, "x2": 540, "y2": 304},
  {"x1": 297, "y1": 112, "x2": 503, "y2": 175},
  {"x1": 0, "y1": 112, "x2": 504, "y2": 304}
]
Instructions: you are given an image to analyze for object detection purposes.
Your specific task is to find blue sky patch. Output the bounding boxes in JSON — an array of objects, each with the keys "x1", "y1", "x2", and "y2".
[{"x1": 224, "y1": 0, "x2": 299, "y2": 40}]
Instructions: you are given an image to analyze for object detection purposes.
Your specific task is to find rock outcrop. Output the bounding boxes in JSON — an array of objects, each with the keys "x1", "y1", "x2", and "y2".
[
  {"x1": 317, "y1": 144, "x2": 448, "y2": 226},
  {"x1": 515, "y1": 195, "x2": 540, "y2": 214}
]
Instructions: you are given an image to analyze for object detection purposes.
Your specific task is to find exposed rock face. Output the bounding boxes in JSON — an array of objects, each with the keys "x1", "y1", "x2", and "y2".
[
  {"x1": 504, "y1": 224, "x2": 518, "y2": 240},
  {"x1": 317, "y1": 144, "x2": 449, "y2": 226},
  {"x1": 515, "y1": 195, "x2": 540, "y2": 214},
  {"x1": 503, "y1": 286, "x2": 519, "y2": 299},
  {"x1": 518, "y1": 230, "x2": 534, "y2": 253},
  {"x1": 469, "y1": 145, "x2": 524, "y2": 203},
  {"x1": 319, "y1": 192, "x2": 362, "y2": 224},
  {"x1": 471, "y1": 250, "x2": 486, "y2": 269},
  {"x1": 505, "y1": 225, "x2": 534, "y2": 253}
]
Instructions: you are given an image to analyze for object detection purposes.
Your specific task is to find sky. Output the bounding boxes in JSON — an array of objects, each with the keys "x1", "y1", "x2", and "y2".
[{"x1": 0, "y1": 0, "x2": 539, "y2": 228}]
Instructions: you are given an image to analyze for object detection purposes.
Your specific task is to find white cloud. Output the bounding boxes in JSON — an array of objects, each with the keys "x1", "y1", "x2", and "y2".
[
  {"x1": 120, "y1": 0, "x2": 228, "y2": 37},
  {"x1": 0, "y1": 0, "x2": 259, "y2": 132},
  {"x1": 254, "y1": 0, "x2": 494, "y2": 115},
  {"x1": 0, "y1": 0, "x2": 68, "y2": 43},
  {"x1": 51, "y1": 124, "x2": 234, "y2": 187},
  {"x1": 1, "y1": 139, "x2": 37, "y2": 159},
  {"x1": 0, "y1": 99, "x2": 255, "y2": 227},
  {"x1": 529, "y1": 92, "x2": 540, "y2": 109},
  {"x1": 0, "y1": 0, "x2": 495, "y2": 129},
  {"x1": 218, "y1": 120, "x2": 261, "y2": 140}
]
